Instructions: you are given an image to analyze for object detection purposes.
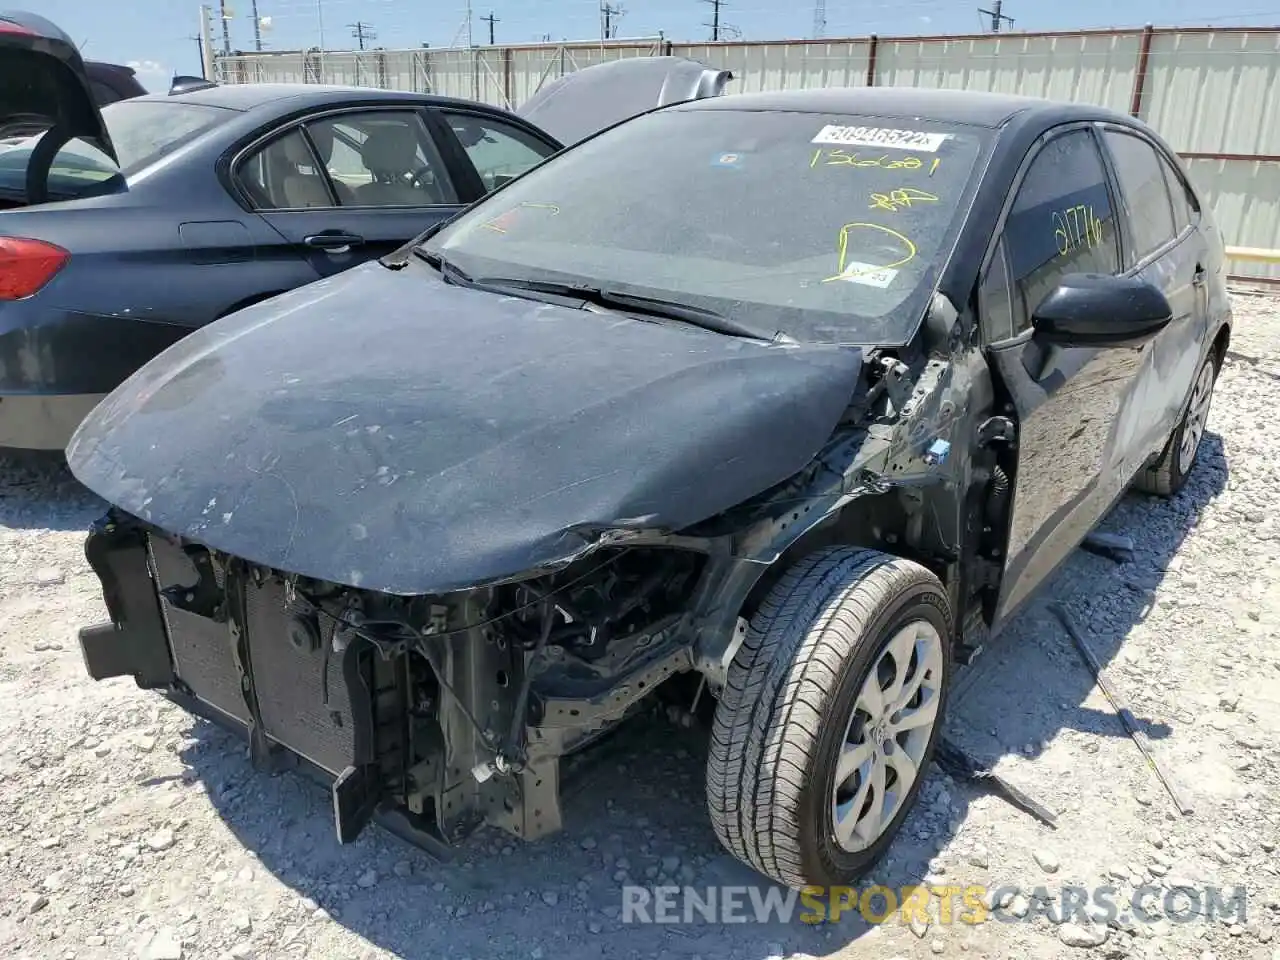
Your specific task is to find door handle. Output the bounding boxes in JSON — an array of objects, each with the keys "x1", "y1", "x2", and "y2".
[
  {"x1": 1191, "y1": 264, "x2": 1207, "y2": 287},
  {"x1": 303, "y1": 231, "x2": 365, "y2": 253}
]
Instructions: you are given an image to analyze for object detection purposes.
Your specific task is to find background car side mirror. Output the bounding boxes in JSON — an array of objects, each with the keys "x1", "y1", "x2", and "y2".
[{"x1": 1031, "y1": 273, "x2": 1172, "y2": 347}]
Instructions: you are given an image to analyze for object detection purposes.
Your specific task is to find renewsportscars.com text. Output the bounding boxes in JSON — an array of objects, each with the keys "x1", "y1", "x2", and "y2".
[{"x1": 621, "y1": 883, "x2": 1249, "y2": 926}]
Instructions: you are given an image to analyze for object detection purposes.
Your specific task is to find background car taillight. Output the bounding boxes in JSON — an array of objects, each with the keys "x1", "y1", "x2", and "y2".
[{"x1": 0, "y1": 237, "x2": 70, "y2": 300}]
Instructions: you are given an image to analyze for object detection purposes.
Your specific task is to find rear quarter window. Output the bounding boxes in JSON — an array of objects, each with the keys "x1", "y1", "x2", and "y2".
[{"x1": 102, "y1": 100, "x2": 233, "y2": 174}]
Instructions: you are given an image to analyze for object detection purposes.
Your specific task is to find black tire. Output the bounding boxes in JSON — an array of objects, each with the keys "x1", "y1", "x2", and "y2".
[
  {"x1": 706, "y1": 546, "x2": 953, "y2": 889},
  {"x1": 1132, "y1": 349, "x2": 1220, "y2": 497}
]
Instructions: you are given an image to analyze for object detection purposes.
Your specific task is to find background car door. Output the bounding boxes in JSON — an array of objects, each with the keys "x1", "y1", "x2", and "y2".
[
  {"x1": 1096, "y1": 125, "x2": 1212, "y2": 466},
  {"x1": 978, "y1": 124, "x2": 1155, "y2": 625},
  {"x1": 236, "y1": 108, "x2": 464, "y2": 279}
]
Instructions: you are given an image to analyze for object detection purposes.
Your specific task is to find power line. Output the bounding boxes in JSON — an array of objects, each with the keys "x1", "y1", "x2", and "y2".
[
  {"x1": 977, "y1": 0, "x2": 1015, "y2": 32},
  {"x1": 348, "y1": 20, "x2": 376, "y2": 49},
  {"x1": 481, "y1": 11, "x2": 499, "y2": 44},
  {"x1": 701, "y1": 0, "x2": 723, "y2": 41}
]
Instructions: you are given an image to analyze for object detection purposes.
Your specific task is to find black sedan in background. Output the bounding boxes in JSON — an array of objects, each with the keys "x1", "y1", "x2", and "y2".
[
  {"x1": 0, "y1": 9, "x2": 729, "y2": 449},
  {"x1": 70, "y1": 85, "x2": 1231, "y2": 890}
]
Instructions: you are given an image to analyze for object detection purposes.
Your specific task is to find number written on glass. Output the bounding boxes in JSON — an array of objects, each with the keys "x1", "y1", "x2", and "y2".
[{"x1": 1053, "y1": 205, "x2": 1104, "y2": 255}]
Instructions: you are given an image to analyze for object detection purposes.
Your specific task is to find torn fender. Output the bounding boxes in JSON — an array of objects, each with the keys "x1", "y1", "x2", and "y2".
[{"x1": 67, "y1": 261, "x2": 864, "y2": 595}]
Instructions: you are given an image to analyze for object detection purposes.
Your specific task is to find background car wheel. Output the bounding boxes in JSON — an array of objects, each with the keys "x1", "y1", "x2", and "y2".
[
  {"x1": 706, "y1": 546, "x2": 953, "y2": 890},
  {"x1": 1133, "y1": 350, "x2": 1220, "y2": 497}
]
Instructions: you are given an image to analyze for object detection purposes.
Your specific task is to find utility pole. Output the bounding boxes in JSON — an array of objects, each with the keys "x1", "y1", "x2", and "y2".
[
  {"x1": 701, "y1": 0, "x2": 722, "y2": 41},
  {"x1": 599, "y1": 2, "x2": 623, "y2": 39},
  {"x1": 811, "y1": 0, "x2": 825, "y2": 39},
  {"x1": 218, "y1": 0, "x2": 230, "y2": 53},
  {"x1": 977, "y1": 0, "x2": 1014, "y2": 32},
  {"x1": 190, "y1": 35, "x2": 206, "y2": 76},
  {"x1": 348, "y1": 20, "x2": 375, "y2": 49},
  {"x1": 481, "y1": 11, "x2": 499, "y2": 44},
  {"x1": 250, "y1": 0, "x2": 261, "y2": 50}
]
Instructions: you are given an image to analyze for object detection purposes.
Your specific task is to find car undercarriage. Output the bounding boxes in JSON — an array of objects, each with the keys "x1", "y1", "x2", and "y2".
[{"x1": 76, "y1": 299, "x2": 1018, "y2": 867}]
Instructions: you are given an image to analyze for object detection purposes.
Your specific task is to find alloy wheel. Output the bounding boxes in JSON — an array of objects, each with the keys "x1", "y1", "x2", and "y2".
[
  {"x1": 832, "y1": 619, "x2": 944, "y2": 853},
  {"x1": 1177, "y1": 360, "x2": 1216, "y2": 476}
]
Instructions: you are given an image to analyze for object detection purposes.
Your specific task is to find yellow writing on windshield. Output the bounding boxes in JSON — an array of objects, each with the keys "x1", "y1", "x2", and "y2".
[
  {"x1": 822, "y1": 222, "x2": 918, "y2": 284},
  {"x1": 811, "y1": 150, "x2": 941, "y2": 176},
  {"x1": 1053, "y1": 205, "x2": 1104, "y2": 255},
  {"x1": 481, "y1": 202, "x2": 561, "y2": 234},
  {"x1": 869, "y1": 188, "x2": 940, "y2": 213}
]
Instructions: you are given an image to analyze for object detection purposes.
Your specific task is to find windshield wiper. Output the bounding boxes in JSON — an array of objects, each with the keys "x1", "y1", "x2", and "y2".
[
  {"x1": 471, "y1": 276, "x2": 792, "y2": 343},
  {"x1": 413, "y1": 247, "x2": 473, "y2": 282}
]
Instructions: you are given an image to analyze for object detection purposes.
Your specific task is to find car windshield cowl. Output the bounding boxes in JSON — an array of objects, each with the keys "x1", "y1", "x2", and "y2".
[{"x1": 423, "y1": 107, "x2": 993, "y2": 346}]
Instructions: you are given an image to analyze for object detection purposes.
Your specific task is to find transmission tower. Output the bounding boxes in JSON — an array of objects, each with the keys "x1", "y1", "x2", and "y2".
[
  {"x1": 811, "y1": 0, "x2": 826, "y2": 39},
  {"x1": 218, "y1": 0, "x2": 230, "y2": 53}
]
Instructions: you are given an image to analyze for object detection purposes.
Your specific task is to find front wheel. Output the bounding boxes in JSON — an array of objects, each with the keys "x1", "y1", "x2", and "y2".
[{"x1": 706, "y1": 547, "x2": 953, "y2": 889}]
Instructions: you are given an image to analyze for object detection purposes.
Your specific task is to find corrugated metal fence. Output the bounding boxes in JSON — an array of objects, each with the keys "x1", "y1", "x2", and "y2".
[{"x1": 216, "y1": 27, "x2": 1280, "y2": 282}]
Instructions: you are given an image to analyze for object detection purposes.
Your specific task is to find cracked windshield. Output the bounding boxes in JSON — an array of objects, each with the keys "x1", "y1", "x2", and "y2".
[{"x1": 424, "y1": 108, "x2": 990, "y2": 344}]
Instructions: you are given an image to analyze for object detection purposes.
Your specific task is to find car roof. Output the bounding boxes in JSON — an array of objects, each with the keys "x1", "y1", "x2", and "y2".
[
  {"x1": 130, "y1": 83, "x2": 488, "y2": 114},
  {"x1": 677, "y1": 86, "x2": 1128, "y2": 129}
]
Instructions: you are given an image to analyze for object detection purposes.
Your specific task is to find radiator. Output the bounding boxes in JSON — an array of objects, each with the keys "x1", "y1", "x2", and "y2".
[{"x1": 148, "y1": 536, "x2": 363, "y2": 775}]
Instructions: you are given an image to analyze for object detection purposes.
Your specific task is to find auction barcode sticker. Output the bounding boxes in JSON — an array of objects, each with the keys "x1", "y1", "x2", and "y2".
[{"x1": 811, "y1": 124, "x2": 950, "y2": 152}]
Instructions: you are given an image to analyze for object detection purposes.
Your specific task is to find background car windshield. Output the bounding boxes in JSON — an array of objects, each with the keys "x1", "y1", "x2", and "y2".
[
  {"x1": 0, "y1": 100, "x2": 230, "y2": 201},
  {"x1": 425, "y1": 108, "x2": 990, "y2": 344}
]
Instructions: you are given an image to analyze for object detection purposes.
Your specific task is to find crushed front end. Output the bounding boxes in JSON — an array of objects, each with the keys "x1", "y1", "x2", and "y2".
[{"x1": 78, "y1": 509, "x2": 707, "y2": 850}]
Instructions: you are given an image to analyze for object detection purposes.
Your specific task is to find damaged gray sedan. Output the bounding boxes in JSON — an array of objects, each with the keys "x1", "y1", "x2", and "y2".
[{"x1": 69, "y1": 86, "x2": 1231, "y2": 889}]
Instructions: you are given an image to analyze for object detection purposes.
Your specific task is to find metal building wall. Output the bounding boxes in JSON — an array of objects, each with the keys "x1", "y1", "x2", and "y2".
[{"x1": 214, "y1": 26, "x2": 1280, "y2": 281}]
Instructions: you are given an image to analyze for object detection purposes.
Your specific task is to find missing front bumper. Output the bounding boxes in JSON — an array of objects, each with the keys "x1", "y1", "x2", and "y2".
[{"x1": 76, "y1": 512, "x2": 697, "y2": 861}]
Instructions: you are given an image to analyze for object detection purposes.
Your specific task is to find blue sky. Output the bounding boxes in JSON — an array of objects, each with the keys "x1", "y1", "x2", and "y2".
[{"x1": 33, "y1": 0, "x2": 1280, "y2": 92}]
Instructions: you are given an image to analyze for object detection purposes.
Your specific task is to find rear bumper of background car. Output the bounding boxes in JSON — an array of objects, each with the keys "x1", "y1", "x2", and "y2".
[
  {"x1": 0, "y1": 303, "x2": 191, "y2": 393},
  {"x1": 0, "y1": 392, "x2": 106, "y2": 449},
  {"x1": 0, "y1": 304, "x2": 192, "y2": 449}
]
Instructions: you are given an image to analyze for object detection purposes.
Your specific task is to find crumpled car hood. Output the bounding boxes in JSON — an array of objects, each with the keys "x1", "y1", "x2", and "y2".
[{"x1": 67, "y1": 261, "x2": 863, "y2": 595}]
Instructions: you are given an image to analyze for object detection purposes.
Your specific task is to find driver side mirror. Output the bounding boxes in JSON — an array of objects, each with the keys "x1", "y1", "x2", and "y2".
[{"x1": 1031, "y1": 273, "x2": 1172, "y2": 347}]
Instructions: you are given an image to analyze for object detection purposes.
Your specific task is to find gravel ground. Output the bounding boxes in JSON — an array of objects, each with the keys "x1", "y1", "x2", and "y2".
[{"x1": 1, "y1": 292, "x2": 1278, "y2": 960}]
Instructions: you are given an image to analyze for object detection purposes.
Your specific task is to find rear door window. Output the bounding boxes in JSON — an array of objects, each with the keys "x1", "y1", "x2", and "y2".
[{"x1": 1102, "y1": 129, "x2": 1178, "y2": 266}]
